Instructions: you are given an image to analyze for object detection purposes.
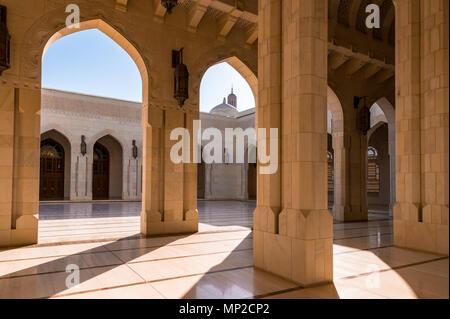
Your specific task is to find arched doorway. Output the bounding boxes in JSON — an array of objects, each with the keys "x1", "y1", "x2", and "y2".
[
  {"x1": 197, "y1": 58, "x2": 257, "y2": 203},
  {"x1": 327, "y1": 87, "x2": 345, "y2": 220},
  {"x1": 39, "y1": 139, "x2": 65, "y2": 200},
  {"x1": 35, "y1": 20, "x2": 144, "y2": 244},
  {"x1": 247, "y1": 163, "x2": 257, "y2": 200},
  {"x1": 367, "y1": 123, "x2": 390, "y2": 211},
  {"x1": 92, "y1": 135, "x2": 123, "y2": 200},
  {"x1": 40, "y1": 129, "x2": 72, "y2": 200},
  {"x1": 197, "y1": 148, "x2": 205, "y2": 199},
  {"x1": 196, "y1": 56, "x2": 257, "y2": 228},
  {"x1": 92, "y1": 142, "x2": 110, "y2": 199},
  {"x1": 247, "y1": 145, "x2": 257, "y2": 200}
]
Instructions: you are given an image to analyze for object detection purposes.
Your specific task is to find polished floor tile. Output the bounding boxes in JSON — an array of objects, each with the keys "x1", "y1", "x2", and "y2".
[
  {"x1": 0, "y1": 201, "x2": 446, "y2": 299},
  {"x1": 150, "y1": 267, "x2": 298, "y2": 299},
  {"x1": 54, "y1": 283, "x2": 165, "y2": 299}
]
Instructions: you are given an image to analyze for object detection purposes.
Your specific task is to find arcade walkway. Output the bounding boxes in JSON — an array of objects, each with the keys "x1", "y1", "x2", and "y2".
[{"x1": 0, "y1": 202, "x2": 447, "y2": 299}]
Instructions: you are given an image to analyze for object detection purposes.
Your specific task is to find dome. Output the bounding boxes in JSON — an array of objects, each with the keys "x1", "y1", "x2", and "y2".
[{"x1": 210, "y1": 97, "x2": 238, "y2": 117}]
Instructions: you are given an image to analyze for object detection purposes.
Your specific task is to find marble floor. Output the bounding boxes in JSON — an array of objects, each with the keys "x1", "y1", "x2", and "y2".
[
  {"x1": 37, "y1": 201, "x2": 256, "y2": 243},
  {"x1": 0, "y1": 201, "x2": 447, "y2": 299}
]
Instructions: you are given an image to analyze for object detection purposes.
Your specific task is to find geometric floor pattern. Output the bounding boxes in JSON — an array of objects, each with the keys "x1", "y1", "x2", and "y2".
[{"x1": 0, "y1": 201, "x2": 448, "y2": 299}]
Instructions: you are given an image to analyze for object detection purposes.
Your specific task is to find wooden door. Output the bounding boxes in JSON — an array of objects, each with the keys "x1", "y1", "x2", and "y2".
[
  {"x1": 40, "y1": 139, "x2": 65, "y2": 200},
  {"x1": 93, "y1": 142, "x2": 109, "y2": 199}
]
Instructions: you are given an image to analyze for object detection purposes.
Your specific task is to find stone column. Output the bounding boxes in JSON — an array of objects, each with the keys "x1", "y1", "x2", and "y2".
[
  {"x1": 332, "y1": 98, "x2": 368, "y2": 222},
  {"x1": 0, "y1": 86, "x2": 15, "y2": 246},
  {"x1": 394, "y1": 0, "x2": 449, "y2": 255},
  {"x1": 332, "y1": 133, "x2": 350, "y2": 220},
  {"x1": 141, "y1": 104, "x2": 198, "y2": 236},
  {"x1": 0, "y1": 86, "x2": 40, "y2": 247},
  {"x1": 242, "y1": 163, "x2": 248, "y2": 200},
  {"x1": 388, "y1": 124, "x2": 396, "y2": 216},
  {"x1": 254, "y1": 0, "x2": 333, "y2": 287},
  {"x1": 205, "y1": 164, "x2": 212, "y2": 199},
  {"x1": 71, "y1": 151, "x2": 90, "y2": 201},
  {"x1": 183, "y1": 112, "x2": 199, "y2": 227},
  {"x1": 253, "y1": 0, "x2": 283, "y2": 272},
  {"x1": 351, "y1": 130, "x2": 368, "y2": 220}
]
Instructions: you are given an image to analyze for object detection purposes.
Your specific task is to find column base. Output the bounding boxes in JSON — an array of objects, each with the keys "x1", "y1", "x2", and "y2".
[
  {"x1": 0, "y1": 215, "x2": 38, "y2": 248},
  {"x1": 254, "y1": 208, "x2": 333, "y2": 287},
  {"x1": 333, "y1": 204, "x2": 368, "y2": 222},
  {"x1": 394, "y1": 203, "x2": 449, "y2": 255},
  {"x1": 140, "y1": 209, "x2": 198, "y2": 236}
]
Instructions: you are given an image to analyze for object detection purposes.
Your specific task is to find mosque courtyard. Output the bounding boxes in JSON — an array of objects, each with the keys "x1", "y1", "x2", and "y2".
[{"x1": 0, "y1": 201, "x2": 447, "y2": 299}]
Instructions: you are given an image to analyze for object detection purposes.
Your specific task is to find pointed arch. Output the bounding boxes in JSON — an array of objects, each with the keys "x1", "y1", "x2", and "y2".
[
  {"x1": 40, "y1": 129, "x2": 72, "y2": 200},
  {"x1": 21, "y1": 17, "x2": 150, "y2": 102},
  {"x1": 43, "y1": 19, "x2": 149, "y2": 102},
  {"x1": 92, "y1": 134, "x2": 124, "y2": 200},
  {"x1": 327, "y1": 86, "x2": 345, "y2": 134}
]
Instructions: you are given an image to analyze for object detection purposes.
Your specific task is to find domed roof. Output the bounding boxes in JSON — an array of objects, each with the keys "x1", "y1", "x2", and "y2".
[{"x1": 210, "y1": 98, "x2": 238, "y2": 117}]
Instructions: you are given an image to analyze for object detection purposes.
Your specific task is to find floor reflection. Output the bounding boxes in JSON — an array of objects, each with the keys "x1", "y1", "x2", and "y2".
[{"x1": 0, "y1": 201, "x2": 440, "y2": 298}]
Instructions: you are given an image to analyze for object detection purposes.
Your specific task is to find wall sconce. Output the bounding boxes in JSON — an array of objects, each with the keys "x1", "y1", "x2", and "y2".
[
  {"x1": 80, "y1": 135, "x2": 87, "y2": 156},
  {"x1": 132, "y1": 140, "x2": 138, "y2": 159},
  {"x1": 355, "y1": 96, "x2": 370, "y2": 136},
  {"x1": 161, "y1": 0, "x2": 178, "y2": 14},
  {"x1": 0, "y1": 5, "x2": 11, "y2": 76},
  {"x1": 172, "y1": 48, "x2": 189, "y2": 107}
]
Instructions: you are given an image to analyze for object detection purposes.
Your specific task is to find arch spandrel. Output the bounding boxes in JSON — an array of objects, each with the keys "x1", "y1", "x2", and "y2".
[
  {"x1": 19, "y1": 6, "x2": 152, "y2": 100},
  {"x1": 191, "y1": 47, "x2": 257, "y2": 105}
]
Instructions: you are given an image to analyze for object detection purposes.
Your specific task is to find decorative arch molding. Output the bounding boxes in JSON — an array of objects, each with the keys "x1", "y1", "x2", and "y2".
[
  {"x1": 327, "y1": 86, "x2": 345, "y2": 134},
  {"x1": 374, "y1": 96, "x2": 395, "y2": 127},
  {"x1": 191, "y1": 46, "x2": 258, "y2": 108},
  {"x1": 87, "y1": 130, "x2": 126, "y2": 156},
  {"x1": 19, "y1": 3, "x2": 152, "y2": 100},
  {"x1": 367, "y1": 120, "x2": 388, "y2": 142},
  {"x1": 40, "y1": 124, "x2": 75, "y2": 146}
]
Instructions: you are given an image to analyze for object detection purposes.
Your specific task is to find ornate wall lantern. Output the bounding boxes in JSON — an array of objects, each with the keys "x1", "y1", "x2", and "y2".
[
  {"x1": 172, "y1": 48, "x2": 189, "y2": 107},
  {"x1": 161, "y1": 0, "x2": 178, "y2": 14},
  {"x1": 0, "y1": 5, "x2": 11, "y2": 76},
  {"x1": 80, "y1": 135, "x2": 87, "y2": 156},
  {"x1": 355, "y1": 96, "x2": 370, "y2": 136},
  {"x1": 132, "y1": 140, "x2": 138, "y2": 159}
]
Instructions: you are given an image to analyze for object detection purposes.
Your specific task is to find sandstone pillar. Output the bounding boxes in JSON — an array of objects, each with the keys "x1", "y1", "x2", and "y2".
[
  {"x1": 332, "y1": 133, "x2": 350, "y2": 220},
  {"x1": 71, "y1": 151, "x2": 90, "y2": 201},
  {"x1": 141, "y1": 103, "x2": 198, "y2": 236},
  {"x1": 394, "y1": 0, "x2": 449, "y2": 255},
  {"x1": 253, "y1": 0, "x2": 283, "y2": 274},
  {"x1": 0, "y1": 86, "x2": 40, "y2": 247},
  {"x1": 332, "y1": 98, "x2": 368, "y2": 222},
  {"x1": 388, "y1": 124, "x2": 396, "y2": 216},
  {"x1": 254, "y1": 0, "x2": 333, "y2": 287}
]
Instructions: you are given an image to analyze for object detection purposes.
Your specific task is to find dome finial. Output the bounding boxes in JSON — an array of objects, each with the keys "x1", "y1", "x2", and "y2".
[{"x1": 223, "y1": 97, "x2": 226, "y2": 103}]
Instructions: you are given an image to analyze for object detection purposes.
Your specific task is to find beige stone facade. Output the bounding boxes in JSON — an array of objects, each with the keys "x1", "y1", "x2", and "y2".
[
  {"x1": 0, "y1": 0, "x2": 447, "y2": 288},
  {"x1": 40, "y1": 89, "x2": 143, "y2": 201}
]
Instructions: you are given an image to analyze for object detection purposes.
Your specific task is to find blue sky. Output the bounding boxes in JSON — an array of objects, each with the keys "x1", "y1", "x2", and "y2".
[{"x1": 42, "y1": 29, "x2": 255, "y2": 112}]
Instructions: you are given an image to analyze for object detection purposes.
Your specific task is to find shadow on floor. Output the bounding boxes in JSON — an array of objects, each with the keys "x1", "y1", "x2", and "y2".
[
  {"x1": 179, "y1": 233, "x2": 340, "y2": 299},
  {"x1": 0, "y1": 234, "x2": 188, "y2": 298}
]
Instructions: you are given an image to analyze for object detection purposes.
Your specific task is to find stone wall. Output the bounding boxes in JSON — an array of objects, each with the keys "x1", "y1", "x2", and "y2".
[
  {"x1": 41, "y1": 89, "x2": 143, "y2": 201},
  {"x1": 199, "y1": 109, "x2": 256, "y2": 200}
]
